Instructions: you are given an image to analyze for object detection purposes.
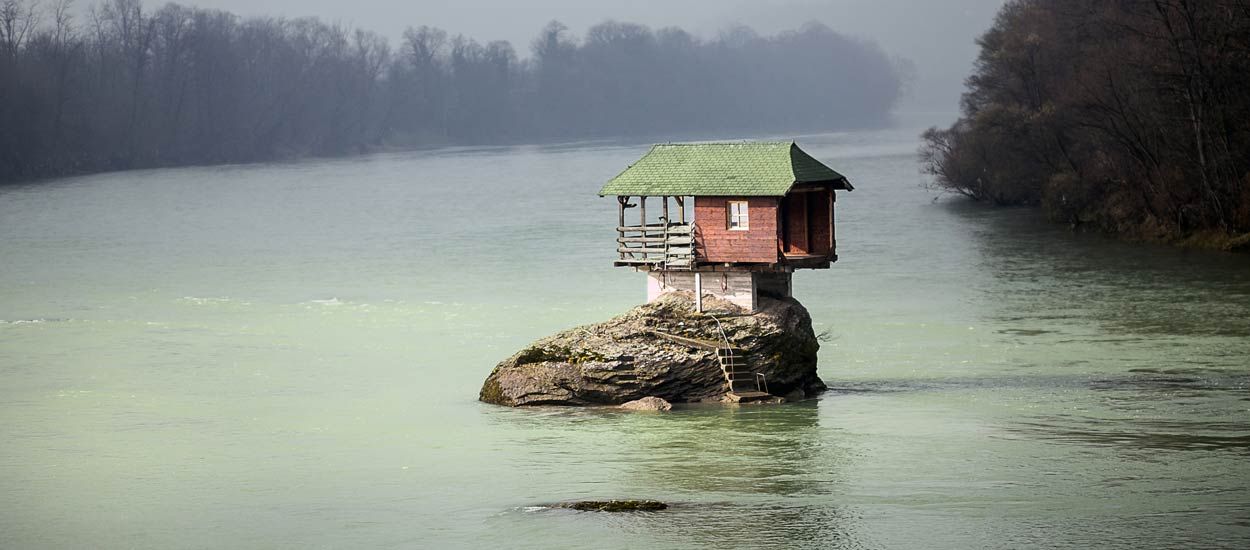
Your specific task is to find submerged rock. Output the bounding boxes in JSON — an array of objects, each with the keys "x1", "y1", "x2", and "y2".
[
  {"x1": 554, "y1": 500, "x2": 668, "y2": 512},
  {"x1": 619, "y1": 396, "x2": 672, "y2": 411},
  {"x1": 479, "y1": 292, "x2": 826, "y2": 406}
]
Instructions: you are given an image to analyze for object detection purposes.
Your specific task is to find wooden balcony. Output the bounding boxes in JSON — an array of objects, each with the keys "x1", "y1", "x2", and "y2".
[{"x1": 615, "y1": 223, "x2": 696, "y2": 269}]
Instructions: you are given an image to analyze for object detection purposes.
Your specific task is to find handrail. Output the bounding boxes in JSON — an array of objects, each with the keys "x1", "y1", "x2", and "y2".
[
  {"x1": 707, "y1": 313, "x2": 732, "y2": 350},
  {"x1": 710, "y1": 313, "x2": 770, "y2": 395}
]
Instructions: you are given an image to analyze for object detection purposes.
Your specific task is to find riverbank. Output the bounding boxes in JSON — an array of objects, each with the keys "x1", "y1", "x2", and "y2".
[
  {"x1": 920, "y1": 1, "x2": 1250, "y2": 255},
  {"x1": 0, "y1": 113, "x2": 904, "y2": 188},
  {"x1": 1060, "y1": 208, "x2": 1250, "y2": 254}
]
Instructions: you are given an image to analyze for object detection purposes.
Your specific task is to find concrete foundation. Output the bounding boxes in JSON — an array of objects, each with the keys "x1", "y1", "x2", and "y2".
[{"x1": 646, "y1": 270, "x2": 792, "y2": 312}]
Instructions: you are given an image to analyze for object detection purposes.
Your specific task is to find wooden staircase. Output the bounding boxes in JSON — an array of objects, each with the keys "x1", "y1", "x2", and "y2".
[
  {"x1": 650, "y1": 322, "x2": 775, "y2": 403},
  {"x1": 715, "y1": 347, "x2": 772, "y2": 402}
]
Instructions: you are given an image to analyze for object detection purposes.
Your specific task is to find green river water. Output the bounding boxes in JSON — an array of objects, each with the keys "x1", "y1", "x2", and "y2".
[{"x1": 2, "y1": 125, "x2": 1248, "y2": 549}]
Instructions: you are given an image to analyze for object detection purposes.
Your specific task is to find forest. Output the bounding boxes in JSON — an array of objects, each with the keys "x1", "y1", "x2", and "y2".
[
  {"x1": 0, "y1": 0, "x2": 904, "y2": 183},
  {"x1": 922, "y1": 0, "x2": 1250, "y2": 250}
]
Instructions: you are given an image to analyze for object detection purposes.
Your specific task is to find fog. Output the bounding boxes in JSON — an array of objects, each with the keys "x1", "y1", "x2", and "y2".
[
  {"x1": 1, "y1": 0, "x2": 1007, "y2": 183},
  {"x1": 187, "y1": 0, "x2": 1007, "y2": 112}
]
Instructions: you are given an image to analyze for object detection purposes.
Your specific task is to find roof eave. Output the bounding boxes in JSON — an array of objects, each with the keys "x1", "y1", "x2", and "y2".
[{"x1": 791, "y1": 177, "x2": 854, "y2": 192}]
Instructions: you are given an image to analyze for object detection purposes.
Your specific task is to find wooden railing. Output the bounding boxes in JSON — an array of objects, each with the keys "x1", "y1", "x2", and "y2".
[{"x1": 615, "y1": 222, "x2": 695, "y2": 269}]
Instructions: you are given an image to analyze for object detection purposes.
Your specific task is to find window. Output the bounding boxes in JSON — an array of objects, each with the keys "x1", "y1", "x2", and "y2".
[{"x1": 727, "y1": 201, "x2": 749, "y2": 230}]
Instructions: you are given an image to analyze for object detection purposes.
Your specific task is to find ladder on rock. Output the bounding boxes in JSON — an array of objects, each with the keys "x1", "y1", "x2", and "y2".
[
  {"x1": 714, "y1": 347, "x2": 770, "y2": 402},
  {"x1": 707, "y1": 313, "x2": 771, "y2": 402}
]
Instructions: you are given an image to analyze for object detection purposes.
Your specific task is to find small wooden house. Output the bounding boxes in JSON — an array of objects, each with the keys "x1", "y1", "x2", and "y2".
[{"x1": 600, "y1": 141, "x2": 852, "y2": 311}]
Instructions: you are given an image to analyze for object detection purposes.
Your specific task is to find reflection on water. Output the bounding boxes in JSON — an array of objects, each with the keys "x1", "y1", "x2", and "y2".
[
  {"x1": 632, "y1": 403, "x2": 868, "y2": 548},
  {"x1": 487, "y1": 401, "x2": 872, "y2": 549},
  {"x1": 483, "y1": 402, "x2": 838, "y2": 498},
  {"x1": 938, "y1": 197, "x2": 1250, "y2": 465},
  {"x1": 1011, "y1": 418, "x2": 1250, "y2": 453},
  {"x1": 951, "y1": 199, "x2": 1250, "y2": 341},
  {"x1": 646, "y1": 501, "x2": 867, "y2": 550},
  {"x1": 630, "y1": 402, "x2": 834, "y2": 495}
]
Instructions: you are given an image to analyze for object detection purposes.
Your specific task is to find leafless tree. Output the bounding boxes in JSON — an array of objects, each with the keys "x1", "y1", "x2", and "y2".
[
  {"x1": 1, "y1": 2, "x2": 905, "y2": 184},
  {"x1": 922, "y1": 0, "x2": 1250, "y2": 242}
]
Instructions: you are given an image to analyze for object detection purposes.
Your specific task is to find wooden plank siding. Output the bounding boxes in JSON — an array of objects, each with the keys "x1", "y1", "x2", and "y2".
[{"x1": 693, "y1": 196, "x2": 781, "y2": 264}]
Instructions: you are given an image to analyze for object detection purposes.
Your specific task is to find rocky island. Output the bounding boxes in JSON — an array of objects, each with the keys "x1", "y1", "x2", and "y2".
[
  {"x1": 479, "y1": 292, "x2": 826, "y2": 407},
  {"x1": 478, "y1": 141, "x2": 852, "y2": 408}
]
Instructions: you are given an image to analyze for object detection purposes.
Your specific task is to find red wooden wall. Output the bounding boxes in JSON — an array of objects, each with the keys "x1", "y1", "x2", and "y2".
[{"x1": 694, "y1": 196, "x2": 780, "y2": 263}]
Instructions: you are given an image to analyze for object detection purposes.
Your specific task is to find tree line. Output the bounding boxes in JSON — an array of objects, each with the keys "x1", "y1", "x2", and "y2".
[
  {"x1": 922, "y1": 0, "x2": 1250, "y2": 249},
  {"x1": 0, "y1": 0, "x2": 904, "y2": 184}
]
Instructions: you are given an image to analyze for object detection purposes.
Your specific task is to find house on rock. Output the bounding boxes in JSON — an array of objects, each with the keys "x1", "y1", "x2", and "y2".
[{"x1": 600, "y1": 141, "x2": 852, "y2": 312}]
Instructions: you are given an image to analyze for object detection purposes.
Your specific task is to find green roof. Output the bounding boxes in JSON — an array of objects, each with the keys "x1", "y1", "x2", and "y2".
[{"x1": 599, "y1": 141, "x2": 851, "y2": 197}]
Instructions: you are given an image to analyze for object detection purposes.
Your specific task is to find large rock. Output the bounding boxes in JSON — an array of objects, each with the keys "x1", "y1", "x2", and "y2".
[
  {"x1": 619, "y1": 397, "x2": 672, "y2": 411},
  {"x1": 479, "y1": 292, "x2": 827, "y2": 406},
  {"x1": 553, "y1": 500, "x2": 668, "y2": 512}
]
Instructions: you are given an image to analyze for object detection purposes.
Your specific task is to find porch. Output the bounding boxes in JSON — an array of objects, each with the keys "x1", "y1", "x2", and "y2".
[{"x1": 614, "y1": 195, "x2": 695, "y2": 270}]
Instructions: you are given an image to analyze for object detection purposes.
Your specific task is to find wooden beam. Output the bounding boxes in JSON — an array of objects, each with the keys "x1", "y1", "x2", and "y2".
[
  {"x1": 618, "y1": 246, "x2": 669, "y2": 254},
  {"x1": 694, "y1": 273, "x2": 703, "y2": 313},
  {"x1": 650, "y1": 330, "x2": 725, "y2": 351},
  {"x1": 802, "y1": 192, "x2": 809, "y2": 252},
  {"x1": 617, "y1": 196, "x2": 627, "y2": 260},
  {"x1": 828, "y1": 189, "x2": 834, "y2": 256},
  {"x1": 640, "y1": 196, "x2": 646, "y2": 229},
  {"x1": 675, "y1": 197, "x2": 686, "y2": 224},
  {"x1": 662, "y1": 196, "x2": 669, "y2": 225},
  {"x1": 619, "y1": 236, "x2": 693, "y2": 245}
]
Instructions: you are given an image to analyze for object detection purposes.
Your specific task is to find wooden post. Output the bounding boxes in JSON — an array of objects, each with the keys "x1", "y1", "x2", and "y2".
[
  {"x1": 642, "y1": 196, "x2": 650, "y2": 262},
  {"x1": 676, "y1": 197, "x2": 686, "y2": 224},
  {"x1": 617, "y1": 196, "x2": 626, "y2": 260},
  {"x1": 694, "y1": 272, "x2": 703, "y2": 313},
  {"x1": 801, "y1": 192, "x2": 810, "y2": 253},
  {"x1": 661, "y1": 196, "x2": 670, "y2": 268},
  {"x1": 829, "y1": 189, "x2": 836, "y2": 256}
]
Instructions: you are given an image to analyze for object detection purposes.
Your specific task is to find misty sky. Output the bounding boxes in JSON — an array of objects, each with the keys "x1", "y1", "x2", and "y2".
[{"x1": 168, "y1": 0, "x2": 1006, "y2": 111}]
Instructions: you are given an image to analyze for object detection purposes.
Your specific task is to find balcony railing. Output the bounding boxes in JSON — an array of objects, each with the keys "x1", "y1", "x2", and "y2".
[{"x1": 615, "y1": 222, "x2": 695, "y2": 270}]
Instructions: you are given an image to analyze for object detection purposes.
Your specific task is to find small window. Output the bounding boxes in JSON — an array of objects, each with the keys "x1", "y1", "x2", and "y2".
[{"x1": 727, "y1": 201, "x2": 749, "y2": 230}]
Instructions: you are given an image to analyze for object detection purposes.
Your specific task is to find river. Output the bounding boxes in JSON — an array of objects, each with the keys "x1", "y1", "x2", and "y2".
[{"x1": 2, "y1": 123, "x2": 1248, "y2": 549}]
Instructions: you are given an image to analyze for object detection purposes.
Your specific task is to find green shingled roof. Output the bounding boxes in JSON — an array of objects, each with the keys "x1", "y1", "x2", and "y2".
[{"x1": 599, "y1": 141, "x2": 851, "y2": 197}]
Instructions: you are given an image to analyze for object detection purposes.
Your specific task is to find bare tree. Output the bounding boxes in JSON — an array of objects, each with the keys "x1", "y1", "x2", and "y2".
[
  {"x1": 0, "y1": 0, "x2": 39, "y2": 58},
  {"x1": 1, "y1": 4, "x2": 905, "y2": 184},
  {"x1": 923, "y1": 0, "x2": 1250, "y2": 243}
]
